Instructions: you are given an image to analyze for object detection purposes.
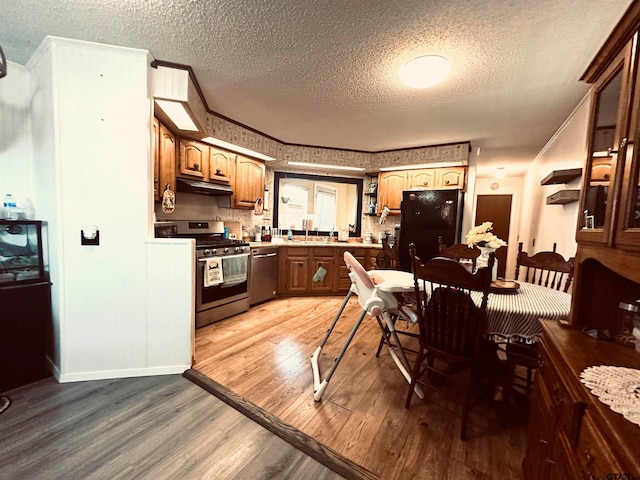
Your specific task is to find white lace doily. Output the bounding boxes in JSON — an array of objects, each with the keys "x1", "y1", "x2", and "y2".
[{"x1": 580, "y1": 366, "x2": 640, "y2": 426}]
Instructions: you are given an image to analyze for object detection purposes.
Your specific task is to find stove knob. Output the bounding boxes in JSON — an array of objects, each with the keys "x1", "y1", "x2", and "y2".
[
  {"x1": 211, "y1": 249, "x2": 218, "y2": 255},
  {"x1": 224, "y1": 247, "x2": 230, "y2": 253},
  {"x1": 235, "y1": 246, "x2": 241, "y2": 253},
  {"x1": 203, "y1": 249, "x2": 210, "y2": 256}
]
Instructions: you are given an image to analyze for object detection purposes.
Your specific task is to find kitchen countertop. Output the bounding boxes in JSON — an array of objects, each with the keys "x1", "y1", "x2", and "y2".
[{"x1": 248, "y1": 240, "x2": 382, "y2": 249}]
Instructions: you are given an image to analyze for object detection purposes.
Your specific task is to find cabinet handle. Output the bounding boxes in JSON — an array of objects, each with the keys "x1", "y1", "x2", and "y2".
[
  {"x1": 537, "y1": 355, "x2": 544, "y2": 368},
  {"x1": 544, "y1": 458, "x2": 556, "y2": 465},
  {"x1": 538, "y1": 438, "x2": 549, "y2": 445}
]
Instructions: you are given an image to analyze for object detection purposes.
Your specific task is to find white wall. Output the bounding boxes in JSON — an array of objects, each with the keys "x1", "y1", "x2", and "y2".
[
  {"x1": 518, "y1": 94, "x2": 590, "y2": 260},
  {"x1": 6, "y1": 36, "x2": 194, "y2": 382},
  {"x1": 0, "y1": 61, "x2": 33, "y2": 210}
]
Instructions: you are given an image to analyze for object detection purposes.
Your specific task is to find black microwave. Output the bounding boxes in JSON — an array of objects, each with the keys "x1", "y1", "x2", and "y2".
[{"x1": 154, "y1": 222, "x2": 177, "y2": 238}]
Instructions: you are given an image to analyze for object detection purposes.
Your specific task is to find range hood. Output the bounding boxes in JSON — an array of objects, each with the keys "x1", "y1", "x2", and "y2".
[{"x1": 175, "y1": 178, "x2": 233, "y2": 196}]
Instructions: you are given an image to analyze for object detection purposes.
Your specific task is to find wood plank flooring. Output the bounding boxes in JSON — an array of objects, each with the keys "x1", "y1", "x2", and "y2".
[
  {"x1": 0, "y1": 374, "x2": 347, "y2": 479},
  {"x1": 194, "y1": 296, "x2": 529, "y2": 480}
]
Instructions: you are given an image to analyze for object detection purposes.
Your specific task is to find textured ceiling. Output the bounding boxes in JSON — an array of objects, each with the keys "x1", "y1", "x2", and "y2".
[{"x1": 0, "y1": 0, "x2": 634, "y2": 176}]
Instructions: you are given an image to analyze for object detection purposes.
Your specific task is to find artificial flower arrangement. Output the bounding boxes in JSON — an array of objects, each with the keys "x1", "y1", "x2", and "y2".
[{"x1": 466, "y1": 222, "x2": 507, "y2": 248}]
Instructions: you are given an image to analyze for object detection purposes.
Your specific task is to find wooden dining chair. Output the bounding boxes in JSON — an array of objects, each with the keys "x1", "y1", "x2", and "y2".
[
  {"x1": 437, "y1": 235, "x2": 482, "y2": 271},
  {"x1": 374, "y1": 236, "x2": 399, "y2": 270},
  {"x1": 374, "y1": 236, "x2": 419, "y2": 357},
  {"x1": 406, "y1": 243, "x2": 497, "y2": 441},
  {"x1": 503, "y1": 243, "x2": 575, "y2": 421},
  {"x1": 515, "y1": 242, "x2": 575, "y2": 293}
]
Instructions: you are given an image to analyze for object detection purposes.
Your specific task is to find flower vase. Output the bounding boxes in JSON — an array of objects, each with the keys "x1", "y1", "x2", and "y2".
[{"x1": 477, "y1": 246, "x2": 498, "y2": 281}]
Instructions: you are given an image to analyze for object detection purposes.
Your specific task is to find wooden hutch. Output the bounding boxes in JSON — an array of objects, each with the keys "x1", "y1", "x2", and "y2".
[{"x1": 523, "y1": 2, "x2": 640, "y2": 479}]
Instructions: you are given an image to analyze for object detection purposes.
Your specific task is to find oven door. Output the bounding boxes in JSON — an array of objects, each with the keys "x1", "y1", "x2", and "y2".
[{"x1": 196, "y1": 252, "x2": 249, "y2": 311}]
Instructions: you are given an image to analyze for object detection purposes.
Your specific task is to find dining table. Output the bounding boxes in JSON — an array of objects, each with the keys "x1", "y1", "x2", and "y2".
[
  {"x1": 369, "y1": 269, "x2": 572, "y2": 345},
  {"x1": 474, "y1": 280, "x2": 572, "y2": 344}
]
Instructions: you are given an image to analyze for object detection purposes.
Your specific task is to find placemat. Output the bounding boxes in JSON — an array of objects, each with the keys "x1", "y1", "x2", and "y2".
[{"x1": 580, "y1": 365, "x2": 640, "y2": 426}]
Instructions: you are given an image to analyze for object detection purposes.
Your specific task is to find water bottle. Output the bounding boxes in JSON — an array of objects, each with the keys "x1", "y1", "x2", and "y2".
[
  {"x1": 2, "y1": 194, "x2": 17, "y2": 220},
  {"x1": 287, "y1": 229, "x2": 293, "y2": 241}
]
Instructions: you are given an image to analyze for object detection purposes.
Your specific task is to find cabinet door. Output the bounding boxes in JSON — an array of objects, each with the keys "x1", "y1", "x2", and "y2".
[
  {"x1": 437, "y1": 167, "x2": 466, "y2": 189},
  {"x1": 158, "y1": 123, "x2": 176, "y2": 197},
  {"x1": 208, "y1": 147, "x2": 235, "y2": 184},
  {"x1": 284, "y1": 255, "x2": 309, "y2": 293},
  {"x1": 178, "y1": 139, "x2": 208, "y2": 179},
  {"x1": 616, "y1": 36, "x2": 640, "y2": 249},
  {"x1": 377, "y1": 171, "x2": 407, "y2": 214},
  {"x1": 408, "y1": 168, "x2": 435, "y2": 189},
  {"x1": 310, "y1": 249, "x2": 335, "y2": 292},
  {"x1": 234, "y1": 155, "x2": 265, "y2": 208},
  {"x1": 523, "y1": 375, "x2": 556, "y2": 480},
  {"x1": 577, "y1": 41, "x2": 635, "y2": 245}
]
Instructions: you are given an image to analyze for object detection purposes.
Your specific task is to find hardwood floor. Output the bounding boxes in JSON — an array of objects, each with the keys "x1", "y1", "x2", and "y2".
[
  {"x1": 194, "y1": 296, "x2": 529, "y2": 480},
  {"x1": 0, "y1": 374, "x2": 347, "y2": 479}
]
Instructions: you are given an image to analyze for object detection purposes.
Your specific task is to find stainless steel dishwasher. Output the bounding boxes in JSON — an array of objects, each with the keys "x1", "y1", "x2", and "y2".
[{"x1": 249, "y1": 246, "x2": 278, "y2": 306}]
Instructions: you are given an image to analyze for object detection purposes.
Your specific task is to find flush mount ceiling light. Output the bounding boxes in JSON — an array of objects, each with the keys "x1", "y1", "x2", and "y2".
[{"x1": 399, "y1": 55, "x2": 451, "y2": 88}]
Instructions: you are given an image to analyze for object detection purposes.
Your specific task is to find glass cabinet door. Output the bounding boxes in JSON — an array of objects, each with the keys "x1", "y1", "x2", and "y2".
[
  {"x1": 616, "y1": 41, "x2": 640, "y2": 249},
  {"x1": 577, "y1": 42, "x2": 634, "y2": 245}
]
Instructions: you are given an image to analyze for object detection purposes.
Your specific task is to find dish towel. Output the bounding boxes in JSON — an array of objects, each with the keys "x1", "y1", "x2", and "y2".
[
  {"x1": 222, "y1": 254, "x2": 248, "y2": 286},
  {"x1": 204, "y1": 257, "x2": 223, "y2": 287}
]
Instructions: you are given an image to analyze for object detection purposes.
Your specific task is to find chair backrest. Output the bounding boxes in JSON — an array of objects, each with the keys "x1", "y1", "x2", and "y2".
[
  {"x1": 343, "y1": 251, "x2": 398, "y2": 316},
  {"x1": 515, "y1": 242, "x2": 575, "y2": 293},
  {"x1": 374, "y1": 236, "x2": 399, "y2": 270},
  {"x1": 437, "y1": 235, "x2": 481, "y2": 271},
  {"x1": 410, "y1": 243, "x2": 494, "y2": 362}
]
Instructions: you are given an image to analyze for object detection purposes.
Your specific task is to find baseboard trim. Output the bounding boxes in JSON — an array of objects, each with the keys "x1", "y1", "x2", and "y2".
[{"x1": 183, "y1": 368, "x2": 379, "y2": 480}]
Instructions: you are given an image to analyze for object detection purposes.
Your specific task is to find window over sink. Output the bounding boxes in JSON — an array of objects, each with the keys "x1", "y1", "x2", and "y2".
[{"x1": 273, "y1": 172, "x2": 363, "y2": 237}]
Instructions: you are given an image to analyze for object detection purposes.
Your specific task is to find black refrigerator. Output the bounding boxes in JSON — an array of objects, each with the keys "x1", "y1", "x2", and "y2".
[{"x1": 398, "y1": 189, "x2": 464, "y2": 271}]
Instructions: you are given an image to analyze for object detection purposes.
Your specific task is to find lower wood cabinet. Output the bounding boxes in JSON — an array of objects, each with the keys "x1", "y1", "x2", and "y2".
[
  {"x1": 278, "y1": 246, "x2": 375, "y2": 295},
  {"x1": 523, "y1": 320, "x2": 640, "y2": 480}
]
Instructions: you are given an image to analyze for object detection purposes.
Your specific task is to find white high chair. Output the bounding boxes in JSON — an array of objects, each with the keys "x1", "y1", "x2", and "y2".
[{"x1": 311, "y1": 251, "x2": 423, "y2": 401}]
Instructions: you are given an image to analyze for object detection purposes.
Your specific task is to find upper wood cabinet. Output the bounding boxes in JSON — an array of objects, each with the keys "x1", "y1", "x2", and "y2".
[
  {"x1": 437, "y1": 167, "x2": 466, "y2": 189},
  {"x1": 377, "y1": 167, "x2": 467, "y2": 214},
  {"x1": 377, "y1": 171, "x2": 407, "y2": 214},
  {"x1": 178, "y1": 139, "x2": 208, "y2": 179},
  {"x1": 409, "y1": 169, "x2": 436, "y2": 189},
  {"x1": 153, "y1": 117, "x2": 176, "y2": 201},
  {"x1": 208, "y1": 147, "x2": 235, "y2": 184},
  {"x1": 233, "y1": 155, "x2": 265, "y2": 209}
]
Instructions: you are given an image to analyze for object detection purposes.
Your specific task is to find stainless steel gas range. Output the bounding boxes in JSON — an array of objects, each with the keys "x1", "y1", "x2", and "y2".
[{"x1": 172, "y1": 220, "x2": 250, "y2": 328}]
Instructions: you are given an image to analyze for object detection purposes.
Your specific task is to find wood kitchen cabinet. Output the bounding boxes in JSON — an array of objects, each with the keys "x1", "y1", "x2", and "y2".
[
  {"x1": 437, "y1": 166, "x2": 466, "y2": 189},
  {"x1": 178, "y1": 138, "x2": 208, "y2": 179},
  {"x1": 279, "y1": 248, "x2": 310, "y2": 293},
  {"x1": 278, "y1": 246, "x2": 375, "y2": 295},
  {"x1": 377, "y1": 171, "x2": 407, "y2": 214},
  {"x1": 233, "y1": 155, "x2": 265, "y2": 209},
  {"x1": 522, "y1": 320, "x2": 639, "y2": 480},
  {"x1": 409, "y1": 168, "x2": 436, "y2": 189},
  {"x1": 153, "y1": 118, "x2": 176, "y2": 201},
  {"x1": 208, "y1": 146, "x2": 235, "y2": 184},
  {"x1": 310, "y1": 248, "x2": 335, "y2": 292},
  {"x1": 377, "y1": 167, "x2": 467, "y2": 214}
]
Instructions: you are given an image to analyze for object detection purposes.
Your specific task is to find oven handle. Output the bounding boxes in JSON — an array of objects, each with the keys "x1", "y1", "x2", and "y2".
[{"x1": 197, "y1": 252, "x2": 250, "y2": 262}]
